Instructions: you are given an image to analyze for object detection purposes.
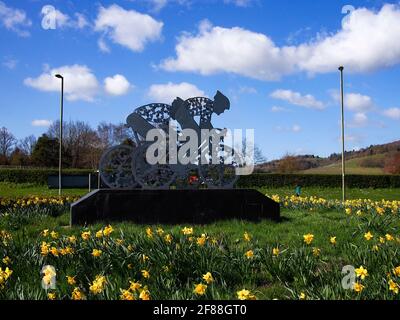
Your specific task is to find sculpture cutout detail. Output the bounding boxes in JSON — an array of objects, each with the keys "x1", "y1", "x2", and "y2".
[{"x1": 99, "y1": 91, "x2": 245, "y2": 189}]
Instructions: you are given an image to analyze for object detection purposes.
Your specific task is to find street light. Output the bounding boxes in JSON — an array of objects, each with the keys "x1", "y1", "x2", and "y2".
[
  {"x1": 55, "y1": 74, "x2": 64, "y2": 196},
  {"x1": 338, "y1": 66, "x2": 346, "y2": 204}
]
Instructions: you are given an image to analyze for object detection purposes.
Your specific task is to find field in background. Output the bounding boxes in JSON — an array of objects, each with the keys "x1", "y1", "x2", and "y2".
[{"x1": 301, "y1": 154, "x2": 386, "y2": 175}]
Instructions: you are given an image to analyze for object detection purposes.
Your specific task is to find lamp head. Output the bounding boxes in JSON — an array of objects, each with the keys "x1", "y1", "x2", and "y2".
[{"x1": 55, "y1": 74, "x2": 63, "y2": 79}]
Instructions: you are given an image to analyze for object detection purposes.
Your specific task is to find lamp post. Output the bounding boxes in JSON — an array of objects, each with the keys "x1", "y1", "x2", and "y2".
[
  {"x1": 55, "y1": 74, "x2": 64, "y2": 196},
  {"x1": 338, "y1": 66, "x2": 346, "y2": 204}
]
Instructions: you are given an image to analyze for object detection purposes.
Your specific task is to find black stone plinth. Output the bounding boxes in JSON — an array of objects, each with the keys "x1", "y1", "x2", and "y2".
[{"x1": 70, "y1": 189, "x2": 280, "y2": 226}]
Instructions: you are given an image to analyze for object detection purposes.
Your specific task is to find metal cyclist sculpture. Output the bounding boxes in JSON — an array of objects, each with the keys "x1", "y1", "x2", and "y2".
[{"x1": 99, "y1": 91, "x2": 245, "y2": 190}]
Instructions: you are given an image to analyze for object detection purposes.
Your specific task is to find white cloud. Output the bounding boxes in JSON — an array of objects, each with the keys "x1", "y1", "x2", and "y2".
[
  {"x1": 348, "y1": 112, "x2": 368, "y2": 127},
  {"x1": 161, "y1": 5, "x2": 400, "y2": 80},
  {"x1": 292, "y1": 124, "x2": 301, "y2": 132},
  {"x1": 32, "y1": 119, "x2": 52, "y2": 127},
  {"x1": 2, "y1": 58, "x2": 17, "y2": 69},
  {"x1": 224, "y1": 0, "x2": 254, "y2": 7},
  {"x1": 147, "y1": 82, "x2": 205, "y2": 103},
  {"x1": 161, "y1": 20, "x2": 293, "y2": 81},
  {"x1": 344, "y1": 134, "x2": 362, "y2": 143},
  {"x1": 270, "y1": 89, "x2": 325, "y2": 110},
  {"x1": 383, "y1": 107, "x2": 400, "y2": 120},
  {"x1": 238, "y1": 86, "x2": 257, "y2": 94},
  {"x1": 331, "y1": 91, "x2": 374, "y2": 112},
  {"x1": 98, "y1": 38, "x2": 111, "y2": 53},
  {"x1": 24, "y1": 65, "x2": 100, "y2": 102},
  {"x1": 104, "y1": 74, "x2": 132, "y2": 96},
  {"x1": 0, "y1": 1, "x2": 31, "y2": 36},
  {"x1": 150, "y1": 0, "x2": 168, "y2": 12},
  {"x1": 74, "y1": 13, "x2": 89, "y2": 29},
  {"x1": 94, "y1": 4, "x2": 163, "y2": 52},
  {"x1": 271, "y1": 106, "x2": 286, "y2": 112}
]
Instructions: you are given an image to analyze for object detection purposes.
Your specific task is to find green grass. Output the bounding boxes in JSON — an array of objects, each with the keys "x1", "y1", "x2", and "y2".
[
  {"x1": 1, "y1": 182, "x2": 399, "y2": 201},
  {"x1": 301, "y1": 154, "x2": 386, "y2": 175},
  {"x1": 0, "y1": 182, "x2": 88, "y2": 198},
  {"x1": 259, "y1": 186, "x2": 400, "y2": 201},
  {"x1": 1, "y1": 203, "x2": 399, "y2": 300}
]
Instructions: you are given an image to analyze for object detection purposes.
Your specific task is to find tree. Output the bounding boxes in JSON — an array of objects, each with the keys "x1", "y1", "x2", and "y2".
[
  {"x1": 31, "y1": 134, "x2": 60, "y2": 167},
  {"x1": 384, "y1": 152, "x2": 400, "y2": 174},
  {"x1": 47, "y1": 120, "x2": 99, "y2": 168},
  {"x1": 9, "y1": 147, "x2": 29, "y2": 166},
  {"x1": 276, "y1": 153, "x2": 302, "y2": 173},
  {"x1": 19, "y1": 135, "x2": 37, "y2": 156},
  {"x1": 0, "y1": 127, "x2": 16, "y2": 159}
]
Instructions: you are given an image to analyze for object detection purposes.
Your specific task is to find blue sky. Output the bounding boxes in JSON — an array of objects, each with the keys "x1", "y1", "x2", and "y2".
[{"x1": 1, "y1": 0, "x2": 400, "y2": 160}]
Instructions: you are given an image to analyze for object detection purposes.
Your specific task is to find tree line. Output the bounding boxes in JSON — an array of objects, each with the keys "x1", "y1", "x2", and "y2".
[{"x1": 0, "y1": 121, "x2": 134, "y2": 169}]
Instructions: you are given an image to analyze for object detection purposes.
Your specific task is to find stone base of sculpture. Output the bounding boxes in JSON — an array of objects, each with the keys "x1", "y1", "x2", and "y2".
[{"x1": 70, "y1": 189, "x2": 280, "y2": 226}]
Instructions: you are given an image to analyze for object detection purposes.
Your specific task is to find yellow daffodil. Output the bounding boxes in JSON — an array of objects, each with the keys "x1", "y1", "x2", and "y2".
[
  {"x1": 193, "y1": 283, "x2": 207, "y2": 295},
  {"x1": 139, "y1": 287, "x2": 151, "y2": 300},
  {"x1": 272, "y1": 248, "x2": 280, "y2": 256},
  {"x1": 389, "y1": 279, "x2": 399, "y2": 294},
  {"x1": 72, "y1": 287, "x2": 84, "y2": 300},
  {"x1": 92, "y1": 249, "x2": 102, "y2": 257},
  {"x1": 129, "y1": 281, "x2": 142, "y2": 292},
  {"x1": 181, "y1": 227, "x2": 193, "y2": 235},
  {"x1": 40, "y1": 242, "x2": 50, "y2": 256},
  {"x1": 385, "y1": 234, "x2": 394, "y2": 241},
  {"x1": 81, "y1": 231, "x2": 91, "y2": 241},
  {"x1": 67, "y1": 276, "x2": 76, "y2": 285},
  {"x1": 120, "y1": 289, "x2": 135, "y2": 300},
  {"x1": 393, "y1": 266, "x2": 400, "y2": 277},
  {"x1": 330, "y1": 236, "x2": 337, "y2": 245},
  {"x1": 89, "y1": 275, "x2": 107, "y2": 294},
  {"x1": 197, "y1": 234, "x2": 207, "y2": 246},
  {"x1": 299, "y1": 292, "x2": 306, "y2": 300},
  {"x1": 355, "y1": 266, "x2": 368, "y2": 280},
  {"x1": 68, "y1": 235, "x2": 77, "y2": 244},
  {"x1": 237, "y1": 289, "x2": 256, "y2": 300},
  {"x1": 103, "y1": 225, "x2": 114, "y2": 237},
  {"x1": 312, "y1": 247, "x2": 321, "y2": 257},
  {"x1": 303, "y1": 233, "x2": 314, "y2": 245},
  {"x1": 164, "y1": 234, "x2": 173, "y2": 244},
  {"x1": 2, "y1": 256, "x2": 11, "y2": 265},
  {"x1": 245, "y1": 250, "x2": 254, "y2": 259},
  {"x1": 145, "y1": 227, "x2": 153, "y2": 238},
  {"x1": 202, "y1": 272, "x2": 214, "y2": 284},
  {"x1": 47, "y1": 292, "x2": 56, "y2": 300},
  {"x1": 364, "y1": 231, "x2": 373, "y2": 241},
  {"x1": 50, "y1": 247, "x2": 59, "y2": 257},
  {"x1": 243, "y1": 232, "x2": 251, "y2": 242},
  {"x1": 141, "y1": 270, "x2": 150, "y2": 279},
  {"x1": 353, "y1": 282, "x2": 365, "y2": 293}
]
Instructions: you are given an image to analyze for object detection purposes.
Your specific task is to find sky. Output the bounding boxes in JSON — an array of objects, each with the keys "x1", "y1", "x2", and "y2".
[{"x1": 0, "y1": 0, "x2": 400, "y2": 161}]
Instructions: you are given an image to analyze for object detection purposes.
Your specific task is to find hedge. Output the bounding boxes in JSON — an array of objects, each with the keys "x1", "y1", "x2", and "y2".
[
  {"x1": 237, "y1": 173, "x2": 400, "y2": 189},
  {"x1": 0, "y1": 168, "x2": 95, "y2": 185},
  {"x1": 1, "y1": 168, "x2": 400, "y2": 189}
]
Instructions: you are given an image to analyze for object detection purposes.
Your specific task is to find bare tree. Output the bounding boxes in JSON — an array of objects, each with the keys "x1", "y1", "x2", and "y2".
[
  {"x1": 0, "y1": 127, "x2": 16, "y2": 157},
  {"x1": 97, "y1": 122, "x2": 134, "y2": 148},
  {"x1": 47, "y1": 120, "x2": 103, "y2": 168},
  {"x1": 19, "y1": 135, "x2": 37, "y2": 156}
]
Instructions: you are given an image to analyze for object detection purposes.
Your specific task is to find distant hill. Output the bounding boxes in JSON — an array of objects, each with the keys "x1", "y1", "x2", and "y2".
[{"x1": 257, "y1": 140, "x2": 400, "y2": 175}]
